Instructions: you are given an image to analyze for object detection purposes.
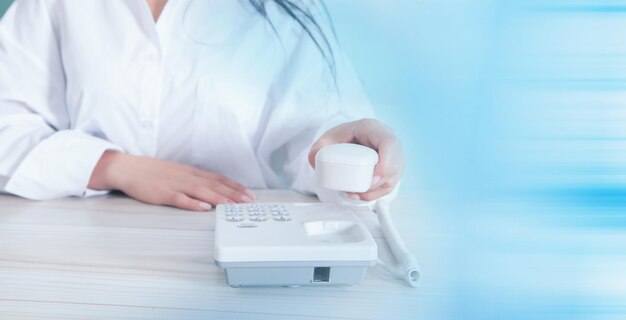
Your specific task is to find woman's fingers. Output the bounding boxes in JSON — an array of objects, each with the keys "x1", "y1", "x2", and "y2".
[
  {"x1": 308, "y1": 121, "x2": 360, "y2": 168},
  {"x1": 308, "y1": 136, "x2": 335, "y2": 168},
  {"x1": 346, "y1": 186, "x2": 394, "y2": 202},
  {"x1": 186, "y1": 181, "x2": 253, "y2": 205},
  {"x1": 192, "y1": 170, "x2": 255, "y2": 199},
  {"x1": 214, "y1": 182, "x2": 255, "y2": 203},
  {"x1": 351, "y1": 136, "x2": 404, "y2": 202},
  {"x1": 168, "y1": 192, "x2": 213, "y2": 212},
  {"x1": 348, "y1": 173, "x2": 400, "y2": 201},
  {"x1": 163, "y1": 181, "x2": 250, "y2": 211},
  {"x1": 373, "y1": 137, "x2": 405, "y2": 181},
  {"x1": 185, "y1": 184, "x2": 239, "y2": 206},
  {"x1": 218, "y1": 176, "x2": 256, "y2": 200},
  {"x1": 358, "y1": 186, "x2": 395, "y2": 202}
]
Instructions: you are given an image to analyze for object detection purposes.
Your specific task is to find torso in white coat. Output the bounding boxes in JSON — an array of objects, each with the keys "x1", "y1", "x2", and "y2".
[{"x1": 0, "y1": 0, "x2": 374, "y2": 200}]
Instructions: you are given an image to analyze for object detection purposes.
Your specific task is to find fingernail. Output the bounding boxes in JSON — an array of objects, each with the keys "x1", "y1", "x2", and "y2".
[
  {"x1": 241, "y1": 195, "x2": 254, "y2": 203},
  {"x1": 245, "y1": 189, "x2": 256, "y2": 199},
  {"x1": 199, "y1": 202, "x2": 212, "y2": 211},
  {"x1": 347, "y1": 193, "x2": 361, "y2": 200},
  {"x1": 371, "y1": 176, "x2": 382, "y2": 188}
]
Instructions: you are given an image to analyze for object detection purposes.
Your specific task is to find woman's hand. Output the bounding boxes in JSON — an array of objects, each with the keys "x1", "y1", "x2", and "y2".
[
  {"x1": 308, "y1": 119, "x2": 406, "y2": 201},
  {"x1": 88, "y1": 152, "x2": 255, "y2": 211}
]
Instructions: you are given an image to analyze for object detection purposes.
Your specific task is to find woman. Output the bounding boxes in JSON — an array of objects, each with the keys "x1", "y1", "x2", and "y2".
[{"x1": 0, "y1": 0, "x2": 404, "y2": 211}]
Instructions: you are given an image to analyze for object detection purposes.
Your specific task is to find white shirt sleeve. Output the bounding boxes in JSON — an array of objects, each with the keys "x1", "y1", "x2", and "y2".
[{"x1": 0, "y1": 0, "x2": 122, "y2": 200}]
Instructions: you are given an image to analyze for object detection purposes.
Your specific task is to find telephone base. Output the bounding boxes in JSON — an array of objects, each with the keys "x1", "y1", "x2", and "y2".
[
  {"x1": 216, "y1": 260, "x2": 375, "y2": 287},
  {"x1": 214, "y1": 203, "x2": 378, "y2": 287}
]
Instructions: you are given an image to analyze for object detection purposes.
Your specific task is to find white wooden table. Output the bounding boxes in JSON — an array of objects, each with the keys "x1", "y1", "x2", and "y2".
[{"x1": 0, "y1": 189, "x2": 450, "y2": 320}]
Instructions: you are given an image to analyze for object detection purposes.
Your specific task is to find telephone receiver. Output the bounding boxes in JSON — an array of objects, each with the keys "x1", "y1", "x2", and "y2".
[{"x1": 315, "y1": 143, "x2": 421, "y2": 287}]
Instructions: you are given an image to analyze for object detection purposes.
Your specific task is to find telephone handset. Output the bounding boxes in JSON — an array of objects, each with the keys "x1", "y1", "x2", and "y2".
[{"x1": 214, "y1": 144, "x2": 421, "y2": 287}]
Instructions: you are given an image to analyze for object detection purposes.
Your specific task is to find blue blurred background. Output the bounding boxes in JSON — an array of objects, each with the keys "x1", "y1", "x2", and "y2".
[
  {"x1": 2, "y1": 0, "x2": 624, "y2": 319},
  {"x1": 332, "y1": 3, "x2": 626, "y2": 319}
]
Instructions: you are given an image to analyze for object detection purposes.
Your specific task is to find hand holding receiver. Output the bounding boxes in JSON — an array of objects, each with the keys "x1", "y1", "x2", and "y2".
[{"x1": 309, "y1": 119, "x2": 406, "y2": 201}]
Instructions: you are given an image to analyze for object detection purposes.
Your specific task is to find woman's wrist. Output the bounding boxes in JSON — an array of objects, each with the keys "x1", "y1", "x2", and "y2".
[{"x1": 88, "y1": 151, "x2": 128, "y2": 191}]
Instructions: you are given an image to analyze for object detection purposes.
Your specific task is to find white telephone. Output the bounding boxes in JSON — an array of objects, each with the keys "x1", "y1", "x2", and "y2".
[{"x1": 214, "y1": 144, "x2": 420, "y2": 287}]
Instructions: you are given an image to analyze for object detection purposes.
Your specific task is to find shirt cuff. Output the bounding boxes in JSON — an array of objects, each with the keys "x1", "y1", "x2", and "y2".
[
  {"x1": 83, "y1": 188, "x2": 113, "y2": 198},
  {"x1": 4, "y1": 130, "x2": 122, "y2": 200}
]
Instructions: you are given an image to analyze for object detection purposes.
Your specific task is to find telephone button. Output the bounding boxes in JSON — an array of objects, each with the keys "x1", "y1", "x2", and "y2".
[
  {"x1": 250, "y1": 216, "x2": 268, "y2": 222},
  {"x1": 273, "y1": 216, "x2": 291, "y2": 222}
]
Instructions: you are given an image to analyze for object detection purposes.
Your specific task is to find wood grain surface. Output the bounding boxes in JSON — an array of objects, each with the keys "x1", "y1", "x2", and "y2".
[{"x1": 0, "y1": 190, "x2": 450, "y2": 320}]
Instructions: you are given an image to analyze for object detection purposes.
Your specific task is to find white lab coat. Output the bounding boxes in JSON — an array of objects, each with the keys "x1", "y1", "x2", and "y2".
[{"x1": 0, "y1": 0, "x2": 375, "y2": 201}]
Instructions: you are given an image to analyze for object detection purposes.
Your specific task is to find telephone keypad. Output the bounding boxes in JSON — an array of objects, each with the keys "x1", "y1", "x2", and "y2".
[{"x1": 223, "y1": 204, "x2": 290, "y2": 222}]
